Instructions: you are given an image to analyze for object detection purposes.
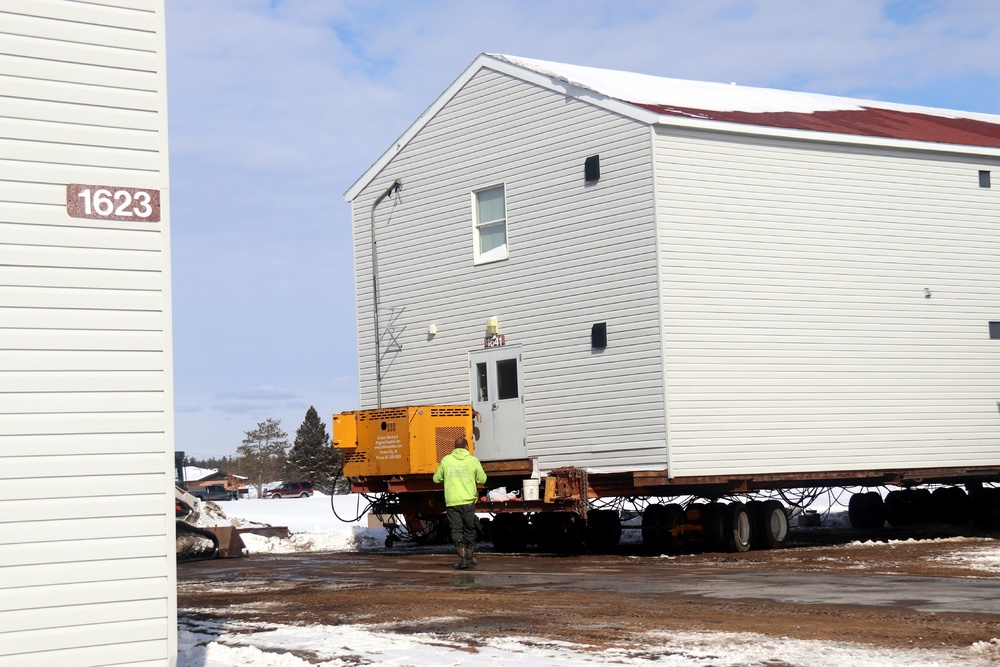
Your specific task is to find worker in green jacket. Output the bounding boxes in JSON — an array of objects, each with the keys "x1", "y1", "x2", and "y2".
[{"x1": 433, "y1": 435, "x2": 487, "y2": 569}]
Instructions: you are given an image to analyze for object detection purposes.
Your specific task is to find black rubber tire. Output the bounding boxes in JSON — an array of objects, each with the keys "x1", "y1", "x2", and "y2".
[
  {"x1": 752, "y1": 500, "x2": 788, "y2": 550},
  {"x1": 908, "y1": 488, "x2": 933, "y2": 523},
  {"x1": 931, "y1": 486, "x2": 970, "y2": 525},
  {"x1": 886, "y1": 488, "x2": 933, "y2": 527},
  {"x1": 972, "y1": 487, "x2": 1000, "y2": 529},
  {"x1": 703, "y1": 502, "x2": 727, "y2": 552},
  {"x1": 884, "y1": 490, "x2": 910, "y2": 526},
  {"x1": 641, "y1": 504, "x2": 668, "y2": 553},
  {"x1": 585, "y1": 509, "x2": 622, "y2": 552},
  {"x1": 299, "y1": 492, "x2": 309, "y2": 498},
  {"x1": 563, "y1": 513, "x2": 585, "y2": 552},
  {"x1": 271, "y1": 493, "x2": 281, "y2": 499},
  {"x1": 660, "y1": 503, "x2": 687, "y2": 553},
  {"x1": 491, "y1": 513, "x2": 528, "y2": 552},
  {"x1": 533, "y1": 512, "x2": 584, "y2": 552},
  {"x1": 848, "y1": 491, "x2": 885, "y2": 530},
  {"x1": 722, "y1": 502, "x2": 752, "y2": 553}
]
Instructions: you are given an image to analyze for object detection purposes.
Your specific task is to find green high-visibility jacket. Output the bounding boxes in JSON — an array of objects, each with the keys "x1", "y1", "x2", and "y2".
[{"x1": 432, "y1": 447, "x2": 487, "y2": 507}]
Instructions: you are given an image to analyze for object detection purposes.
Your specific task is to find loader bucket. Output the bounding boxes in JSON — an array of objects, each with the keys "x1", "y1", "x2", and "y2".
[{"x1": 202, "y1": 526, "x2": 246, "y2": 558}]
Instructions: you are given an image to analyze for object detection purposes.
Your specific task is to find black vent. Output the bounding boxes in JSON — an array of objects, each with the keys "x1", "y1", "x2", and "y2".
[
  {"x1": 592, "y1": 322, "x2": 607, "y2": 349},
  {"x1": 585, "y1": 155, "x2": 600, "y2": 183}
]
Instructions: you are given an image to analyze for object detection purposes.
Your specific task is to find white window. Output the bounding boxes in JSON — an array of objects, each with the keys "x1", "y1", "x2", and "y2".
[{"x1": 473, "y1": 184, "x2": 507, "y2": 263}]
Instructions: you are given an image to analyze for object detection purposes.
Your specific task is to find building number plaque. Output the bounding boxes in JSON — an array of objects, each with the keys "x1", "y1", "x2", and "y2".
[{"x1": 67, "y1": 184, "x2": 161, "y2": 222}]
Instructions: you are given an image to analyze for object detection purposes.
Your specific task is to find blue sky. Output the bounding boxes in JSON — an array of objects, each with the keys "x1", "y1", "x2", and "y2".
[{"x1": 164, "y1": 0, "x2": 1000, "y2": 459}]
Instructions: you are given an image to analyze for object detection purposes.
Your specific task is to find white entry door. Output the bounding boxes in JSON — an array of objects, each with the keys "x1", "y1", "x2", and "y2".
[{"x1": 469, "y1": 345, "x2": 526, "y2": 462}]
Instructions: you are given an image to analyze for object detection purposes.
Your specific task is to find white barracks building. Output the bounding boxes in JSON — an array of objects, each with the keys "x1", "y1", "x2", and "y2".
[
  {"x1": 346, "y1": 54, "x2": 1000, "y2": 483},
  {"x1": 0, "y1": 2, "x2": 178, "y2": 664}
]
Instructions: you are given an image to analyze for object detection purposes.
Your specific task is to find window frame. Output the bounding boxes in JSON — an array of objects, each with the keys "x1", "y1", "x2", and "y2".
[{"x1": 471, "y1": 183, "x2": 509, "y2": 265}]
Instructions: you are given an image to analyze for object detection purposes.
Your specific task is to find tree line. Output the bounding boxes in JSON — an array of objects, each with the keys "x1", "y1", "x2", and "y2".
[{"x1": 182, "y1": 406, "x2": 350, "y2": 496}]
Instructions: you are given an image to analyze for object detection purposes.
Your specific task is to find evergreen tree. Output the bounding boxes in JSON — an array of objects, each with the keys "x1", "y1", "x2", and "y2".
[
  {"x1": 237, "y1": 417, "x2": 289, "y2": 497},
  {"x1": 287, "y1": 406, "x2": 347, "y2": 494}
]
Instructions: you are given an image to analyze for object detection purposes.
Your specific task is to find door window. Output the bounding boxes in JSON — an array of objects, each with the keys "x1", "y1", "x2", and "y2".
[
  {"x1": 476, "y1": 362, "x2": 489, "y2": 401},
  {"x1": 496, "y1": 358, "x2": 519, "y2": 400}
]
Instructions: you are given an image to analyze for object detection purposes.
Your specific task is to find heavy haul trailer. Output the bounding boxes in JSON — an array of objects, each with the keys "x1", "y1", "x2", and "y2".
[
  {"x1": 333, "y1": 405, "x2": 1000, "y2": 553},
  {"x1": 340, "y1": 55, "x2": 1000, "y2": 553}
]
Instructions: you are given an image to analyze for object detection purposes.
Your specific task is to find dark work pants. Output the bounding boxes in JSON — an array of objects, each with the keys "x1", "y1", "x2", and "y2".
[{"x1": 447, "y1": 504, "x2": 477, "y2": 544}]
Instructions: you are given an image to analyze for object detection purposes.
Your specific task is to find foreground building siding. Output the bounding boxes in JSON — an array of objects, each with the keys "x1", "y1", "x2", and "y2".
[{"x1": 0, "y1": 1, "x2": 177, "y2": 664}]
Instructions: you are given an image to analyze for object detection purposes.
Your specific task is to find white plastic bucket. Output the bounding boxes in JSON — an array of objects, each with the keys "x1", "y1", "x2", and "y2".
[{"x1": 522, "y1": 479, "x2": 540, "y2": 501}]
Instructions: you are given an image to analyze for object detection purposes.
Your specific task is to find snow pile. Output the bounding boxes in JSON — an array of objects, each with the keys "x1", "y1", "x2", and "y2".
[
  {"x1": 972, "y1": 638, "x2": 1000, "y2": 656},
  {"x1": 238, "y1": 529, "x2": 385, "y2": 554},
  {"x1": 178, "y1": 617, "x2": 1000, "y2": 667},
  {"x1": 195, "y1": 493, "x2": 387, "y2": 554}
]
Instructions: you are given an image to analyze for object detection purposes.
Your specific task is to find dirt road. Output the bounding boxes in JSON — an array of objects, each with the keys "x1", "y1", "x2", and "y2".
[{"x1": 177, "y1": 533, "x2": 1000, "y2": 652}]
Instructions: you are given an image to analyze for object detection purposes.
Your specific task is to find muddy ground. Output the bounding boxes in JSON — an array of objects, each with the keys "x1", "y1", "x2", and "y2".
[{"x1": 178, "y1": 526, "x2": 1000, "y2": 654}]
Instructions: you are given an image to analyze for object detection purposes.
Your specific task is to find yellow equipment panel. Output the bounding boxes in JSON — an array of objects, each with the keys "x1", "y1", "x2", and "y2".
[{"x1": 333, "y1": 405, "x2": 474, "y2": 477}]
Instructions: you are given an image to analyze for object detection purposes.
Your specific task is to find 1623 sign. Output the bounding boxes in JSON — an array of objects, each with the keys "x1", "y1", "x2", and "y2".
[{"x1": 67, "y1": 184, "x2": 161, "y2": 222}]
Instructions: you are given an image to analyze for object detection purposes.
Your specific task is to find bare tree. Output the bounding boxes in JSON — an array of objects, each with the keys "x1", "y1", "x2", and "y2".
[{"x1": 236, "y1": 418, "x2": 289, "y2": 497}]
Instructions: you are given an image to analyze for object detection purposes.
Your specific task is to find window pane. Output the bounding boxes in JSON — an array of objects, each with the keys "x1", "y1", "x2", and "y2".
[
  {"x1": 479, "y1": 221, "x2": 507, "y2": 254},
  {"x1": 476, "y1": 186, "x2": 505, "y2": 223},
  {"x1": 496, "y1": 358, "x2": 518, "y2": 400},
  {"x1": 476, "y1": 363, "x2": 489, "y2": 401}
]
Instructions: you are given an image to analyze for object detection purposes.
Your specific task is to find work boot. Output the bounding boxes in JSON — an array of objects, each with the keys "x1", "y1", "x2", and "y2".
[
  {"x1": 465, "y1": 541, "x2": 477, "y2": 567},
  {"x1": 454, "y1": 542, "x2": 469, "y2": 569}
]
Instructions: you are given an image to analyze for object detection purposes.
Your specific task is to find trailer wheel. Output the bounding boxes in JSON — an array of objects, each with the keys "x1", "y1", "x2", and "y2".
[
  {"x1": 661, "y1": 503, "x2": 686, "y2": 553},
  {"x1": 848, "y1": 491, "x2": 885, "y2": 530},
  {"x1": 930, "y1": 486, "x2": 970, "y2": 525},
  {"x1": 753, "y1": 500, "x2": 788, "y2": 550},
  {"x1": 404, "y1": 513, "x2": 449, "y2": 545},
  {"x1": 585, "y1": 509, "x2": 622, "y2": 552},
  {"x1": 885, "y1": 488, "x2": 932, "y2": 527},
  {"x1": 722, "y1": 502, "x2": 752, "y2": 553},
  {"x1": 534, "y1": 512, "x2": 584, "y2": 553},
  {"x1": 703, "y1": 502, "x2": 727, "y2": 552},
  {"x1": 972, "y1": 487, "x2": 1000, "y2": 529},
  {"x1": 491, "y1": 513, "x2": 528, "y2": 552},
  {"x1": 641, "y1": 504, "x2": 668, "y2": 553}
]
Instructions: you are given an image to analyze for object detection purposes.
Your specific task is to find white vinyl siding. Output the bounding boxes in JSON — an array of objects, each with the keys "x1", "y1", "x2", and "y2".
[
  {"x1": 655, "y1": 127, "x2": 1000, "y2": 478},
  {"x1": 0, "y1": 1, "x2": 176, "y2": 665},
  {"x1": 353, "y1": 68, "x2": 668, "y2": 472}
]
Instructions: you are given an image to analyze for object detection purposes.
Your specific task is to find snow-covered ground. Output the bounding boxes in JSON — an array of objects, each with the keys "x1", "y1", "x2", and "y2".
[{"x1": 179, "y1": 493, "x2": 1000, "y2": 667}]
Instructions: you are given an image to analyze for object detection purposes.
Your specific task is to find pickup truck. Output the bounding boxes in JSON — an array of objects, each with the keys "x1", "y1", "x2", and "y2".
[{"x1": 189, "y1": 484, "x2": 238, "y2": 501}]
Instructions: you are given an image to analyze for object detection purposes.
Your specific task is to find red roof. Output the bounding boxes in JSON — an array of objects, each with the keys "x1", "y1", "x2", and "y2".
[{"x1": 631, "y1": 103, "x2": 1000, "y2": 149}]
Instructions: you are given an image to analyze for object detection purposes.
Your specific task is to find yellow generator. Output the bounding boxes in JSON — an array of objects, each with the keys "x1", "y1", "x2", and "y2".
[{"x1": 333, "y1": 405, "x2": 474, "y2": 477}]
